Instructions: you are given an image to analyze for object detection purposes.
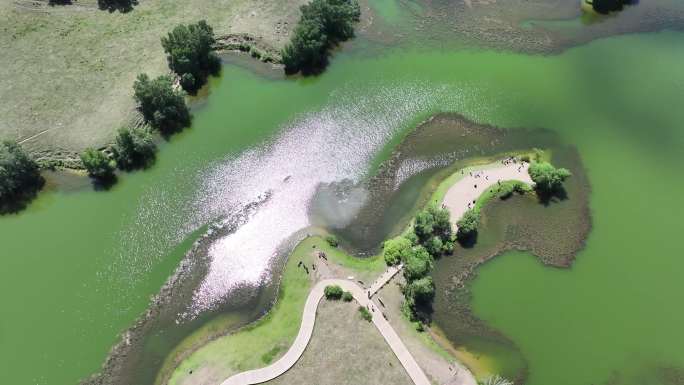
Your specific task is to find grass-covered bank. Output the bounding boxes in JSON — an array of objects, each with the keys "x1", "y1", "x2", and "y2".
[
  {"x1": 0, "y1": 0, "x2": 308, "y2": 158},
  {"x1": 161, "y1": 234, "x2": 389, "y2": 385},
  {"x1": 162, "y1": 237, "x2": 316, "y2": 385}
]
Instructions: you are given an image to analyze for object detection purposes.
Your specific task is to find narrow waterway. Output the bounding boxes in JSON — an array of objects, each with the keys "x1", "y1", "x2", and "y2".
[{"x1": 2, "y1": 3, "x2": 684, "y2": 385}]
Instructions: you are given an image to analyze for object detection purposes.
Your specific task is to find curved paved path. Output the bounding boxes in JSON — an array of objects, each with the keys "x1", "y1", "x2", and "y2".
[
  {"x1": 442, "y1": 160, "x2": 532, "y2": 227},
  {"x1": 220, "y1": 274, "x2": 431, "y2": 385},
  {"x1": 221, "y1": 159, "x2": 529, "y2": 385}
]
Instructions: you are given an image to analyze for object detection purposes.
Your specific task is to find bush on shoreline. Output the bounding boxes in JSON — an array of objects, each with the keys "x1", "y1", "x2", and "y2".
[
  {"x1": 162, "y1": 21, "x2": 221, "y2": 93},
  {"x1": 80, "y1": 148, "x2": 115, "y2": 181},
  {"x1": 456, "y1": 208, "x2": 480, "y2": 241},
  {"x1": 0, "y1": 140, "x2": 44, "y2": 213},
  {"x1": 112, "y1": 127, "x2": 157, "y2": 171},
  {"x1": 282, "y1": 0, "x2": 361, "y2": 74},
  {"x1": 528, "y1": 161, "x2": 571, "y2": 193},
  {"x1": 133, "y1": 74, "x2": 191, "y2": 135}
]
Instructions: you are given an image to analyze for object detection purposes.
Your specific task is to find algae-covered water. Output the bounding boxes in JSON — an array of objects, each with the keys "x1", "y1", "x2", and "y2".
[{"x1": 2, "y1": 3, "x2": 684, "y2": 384}]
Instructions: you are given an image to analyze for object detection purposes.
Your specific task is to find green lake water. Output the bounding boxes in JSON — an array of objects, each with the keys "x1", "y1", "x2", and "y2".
[{"x1": 1, "y1": 13, "x2": 683, "y2": 385}]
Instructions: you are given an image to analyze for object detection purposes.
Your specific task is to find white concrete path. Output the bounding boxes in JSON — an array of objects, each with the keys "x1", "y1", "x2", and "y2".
[
  {"x1": 442, "y1": 161, "x2": 533, "y2": 227},
  {"x1": 220, "y1": 272, "x2": 431, "y2": 385}
]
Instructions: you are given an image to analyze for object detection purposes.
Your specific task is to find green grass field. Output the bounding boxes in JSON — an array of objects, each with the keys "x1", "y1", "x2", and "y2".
[{"x1": 0, "y1": 0, "x2": 306, "y2": 161}]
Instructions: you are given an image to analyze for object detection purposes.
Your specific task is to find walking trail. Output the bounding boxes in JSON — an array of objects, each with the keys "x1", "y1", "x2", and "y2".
[
  {"x1": 221, "y1": 160, "x2": 531, "y2": 385},
  {"x1": 220, "y1": 266, "x2": 432, "y2": 385},
  {"x1": 442, "y1": 160, "x2": 532, "y2": 228}
]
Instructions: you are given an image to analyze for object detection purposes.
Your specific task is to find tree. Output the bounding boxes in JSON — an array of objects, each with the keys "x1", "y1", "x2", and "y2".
[
  {"x1": 413, "y1": 205, "x2": 453, "y2": 255},
  {"x1": 324, "y1": 284, "x2": 344, "y2": 299},
  {"x1": 161, "y1": 20, "x2": 220, "y2": 92},
  {"x1": 456, "y1": 208, "x2": 480, "y2": 240},
  {"x1": 281, "y1": 0, "x2": 360, "y2": 74},
  {"x1": 0, "y1": 140, "x2": 44, "y2": 212},
  {"x1": 528, "y1": 161, "x2": 571, "y2": 193},
  {"x1": 80, "y1": 148, "x2": 114, "y2": 180},
  {"x1": 383, "y1": 236, "x2": 412, "y2": 265},
  {"x1": 133, "y1": 74, "x2": 191, "y2": 134},
  {"x1": 112, "y1": 126, "x2": 157, "y2": 170},
  {"x1": 406, "y1": 276, "x2": 435, "y2": 304},
  {"x1": 413, "y1": 209, "x2": 435, "y2": 242},
  {"x1": 403, "y1": 246, "x2": 433, "y2": 281},
  {"x1": 282, "y1": 18, "x2": 328, "y2": 74},
  {"x1": 342, "y1": 291, "x2": 353, "y2": 302},
  {"x1": 300, "y1": 0, "x2": 361, "y2": 43},
  {"x1": 424, "y1": 236, "x2": 444, "y2": 257},
  {"x1": 591, "y1": 0, "x2": 626, "y2": 14}
]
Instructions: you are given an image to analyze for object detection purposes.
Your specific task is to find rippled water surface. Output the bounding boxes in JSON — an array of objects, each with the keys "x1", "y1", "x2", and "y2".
[{"x1": 2, "y1": 3, "x2": 684, "y2": 385}]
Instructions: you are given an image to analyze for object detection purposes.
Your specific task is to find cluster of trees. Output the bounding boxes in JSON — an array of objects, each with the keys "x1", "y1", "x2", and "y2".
[
  {"x1": 80, "y1": 126, "x2": 157, "y2": 182},
  {"x1": 590, "y1": 0, "x2": 630, "y2": 14},
  {"x1": 0, "y1": 141, "x2": 44, "y2": 213},
  {"x1": 383, "y1": 205, "x2": 456, "y2": 322},
  {"x1": 282, "y1": 0, "x2": 361, "y2": 74},
  {"x1": 80, "y1": 22, "x2": 216, "y2": 185},
  {"x1": 528, "y1": 161, "x2": 571, "y2": 193},
  {"x1": 162, "y1": 21, "x2": 221, "y2": 93}
]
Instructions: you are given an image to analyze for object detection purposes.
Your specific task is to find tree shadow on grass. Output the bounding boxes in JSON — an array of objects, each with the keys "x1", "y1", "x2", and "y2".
[{"x1": 98, "y1": 0, "x2": 138, "y2": 13}]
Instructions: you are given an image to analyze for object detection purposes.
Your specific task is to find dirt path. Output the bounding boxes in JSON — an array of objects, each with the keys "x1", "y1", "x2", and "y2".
[{"x1": 442, "y1": 161, "x2": 533, "y2": 226}]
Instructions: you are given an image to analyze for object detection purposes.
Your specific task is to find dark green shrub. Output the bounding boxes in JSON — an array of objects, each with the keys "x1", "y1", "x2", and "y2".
[
  {"x1": 325, "y1": 234, "x2": 339, "y2": 248},
  {"x1": 324, "y1": 284, "x2": 343, "y2": 300},
  {"x1": 80, "y1": 148, "x2": 114, "y2": 180},
  {"x1": 456, "y1": 208, "x2": 480, "y2": 241},
  {"x1": 112, "y1": 126, "x2": 157, "y2": 170},
  {"x1": 358, "y1": 306, "x2": 372, "y2": 322},
  {"x1": 341, "y1": 291, "x2": 353, "y2": 302},
  {"x1": 133, "y1": 74, "x2": 191, "y2": 134},
  {"x1": 0, "y1": 140, "x2": 44, "y2": 213}
]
